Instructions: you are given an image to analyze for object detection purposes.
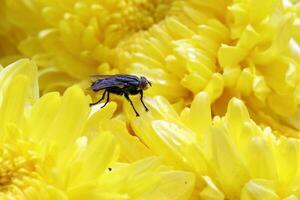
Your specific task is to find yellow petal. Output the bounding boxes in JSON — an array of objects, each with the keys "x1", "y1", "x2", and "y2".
[
  {"x1": 181, "y1": 73, "x2": 208, "y2": 94},
  {"x1": 46, "y1": 185, "x2": 68, "y2": 200},
  {"x1": 236, "y1": 68, "x2": 254, "y2": 96},
  {"x1": 152, "y1": 120, "x2": 208, "y2": 175},
  {"x1": 199, "y1": 176, "x2": 225, "y2": 200},
  {"x1": 275, "y1": 137, "x2": 299, "y2": 184},
  {"x1": 98, "y1": 157, "x2": 161, "y2": 198},
  {"x1": 106, "y1": 119, "x2": 153, "y2": 162},
  {"x1": 241, "y1": 179, "x2": 279, "y2": 200},
  {"x1": 204, "y1": 73, "x2": 224, "y2": 103},
  {"x1": 165, "y1": 17, "x2": 195, "y2": 39},
  {"x1": 218, "y1": 44, "x2": 246, "y2": 68},
  {"x1": 206, "y1": 127, "x2": 249, "y2": 198},
  {"x1": 0, "y1": 59, "x2": 38, "y2": 103},
  {"x1": 43, "y1": 86, "x2": 90, "y2": 148},
  {"x1": 125, "y1": 96, "x2": 180, "y2": 122},
  {"x1": 245, "y1": 136, "x2": 277, "y2": 179},
  {"x1": 0, "y1": 75, "x2": 29, "y2": 132},
  {"x1": 267, "y1": 93, "x2": 297, "y2": 117},
  {"x1": 25, "y1": 92, "x2": 61, "y2": 140},
  {"x1": 283, "y1": 195, "x2": 299, "y2": 200},
  {"x1": 148, "y1": 170, "x2": 195, "y2": 200},
  {"x1": 71, "y1": 132, "x2": 119, "y2": 183},
  {"x1": 181, "y1": 92, "x2": 211, "y2": 138},
  {"x1": 83, "y1": 102, "x2": 117, "y2": 137},
  {"x1": 225, "y1": 98, "x2": 251, "y2": 143}
]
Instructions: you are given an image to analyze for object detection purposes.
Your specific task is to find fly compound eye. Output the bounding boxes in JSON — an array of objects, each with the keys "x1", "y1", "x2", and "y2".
[{"x1": 140, "y1": 76, "x2": 150, "y2": 90}]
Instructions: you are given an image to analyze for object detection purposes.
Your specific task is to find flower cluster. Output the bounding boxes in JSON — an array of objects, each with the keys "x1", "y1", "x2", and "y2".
[
  {"x1": 123, "y1": 91, "x2": 300, "y2": 199},
  {"x1": 0, "y1": 59, "x2": 194, "y2": 199},
  {"x1": 1, "y1": 0, "x2": 300, "y2": 199}
]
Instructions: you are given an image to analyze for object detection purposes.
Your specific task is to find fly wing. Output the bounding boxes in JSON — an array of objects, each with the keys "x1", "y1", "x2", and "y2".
[
  {"x1": 88, "y1": 74, "x2": 140, "y2": 92},
  {"x1": 89, "y1": 75, "x2": 115, "y2": 82},
  {"x1": 114, "y1": 74, "x2": 139, "y2": 82},
  {"x1": 89, "y1": 78, "x2": 127, "y2": 91},
  {"x1": 90, "y1": 74, "x2": 138, "y2": 80}
]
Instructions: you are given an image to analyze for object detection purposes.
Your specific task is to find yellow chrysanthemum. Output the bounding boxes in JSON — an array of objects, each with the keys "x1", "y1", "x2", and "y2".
[
  {"x1": 122, "y1": 92, "x2": 300, "y2": 199},
  {"x1": 2, "y1": 0, "x2": 300, "y2": 137},
  {"x1": 1, "y1": 0, "x2": 300, "y2": 199},
  {"x1": 0, "y1": 59, "x2": 195, "y2": 199},
  {"x1": 115, "y1": 0, "x2": 300, "y2": 137},
  {"x1": 0, "y1": 0, "x2": 177, "y2": 92}
]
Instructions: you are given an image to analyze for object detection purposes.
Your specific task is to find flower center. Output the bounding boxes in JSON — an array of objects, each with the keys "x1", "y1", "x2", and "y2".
[
  {"x1": 0, "y1": 142, "x2": 41, "y2": 196},
  {"x1": 103, "y1": 0, "x2": 173, "y2": 47}
]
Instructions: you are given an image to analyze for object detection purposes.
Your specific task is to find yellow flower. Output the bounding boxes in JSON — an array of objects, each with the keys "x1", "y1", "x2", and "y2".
[
  {"x1": 0, "y1": 0, "x2": 175, "y2": 92},
  {"x1": 1, "y1": 0, "x2": 300, "y2": 199},
  {"x1": 217, "y1": 0, "x2": 300, "y2": 137},
  {"x1": 1, "y1": 0, "x2": 300, "y2": 137},
  {"x1": 0, "y1": 59, "x2": 195, "y2": 199},
  {"x1": 116, "y1": 0, "x2": 300, "y2": 136},
  {"x1": 122, "y1": 92, "x2": 300, "y2": 199}
]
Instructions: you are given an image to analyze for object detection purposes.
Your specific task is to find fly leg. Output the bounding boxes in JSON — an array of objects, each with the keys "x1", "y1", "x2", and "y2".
[
  {"x1": 124, "y1": 93, "x2": 140, "y2": 117},
  {"x1": 139, "y1": 90, "x2": 149, "y2": 111},
  {"x1": 90, "y1": 90, "x2": 106, "y2": 106},
  {"x1": 101, "y1": 92, "x2": 110, "y2": 108}
]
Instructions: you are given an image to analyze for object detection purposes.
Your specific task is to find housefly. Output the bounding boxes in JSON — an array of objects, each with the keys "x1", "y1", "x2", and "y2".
[{"x1": 89, "y1": 74, "x2": 151, "y2": 116}]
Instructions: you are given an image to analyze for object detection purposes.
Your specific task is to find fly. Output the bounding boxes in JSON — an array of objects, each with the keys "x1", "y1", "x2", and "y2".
[{"x1": 88, "y1": 74, "x2": 151, "y2": 116}]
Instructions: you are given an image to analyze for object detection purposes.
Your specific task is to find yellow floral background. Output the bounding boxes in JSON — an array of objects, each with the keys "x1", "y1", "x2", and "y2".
[{"x1": 1, "y1": 0, "x2": 300, "y2": 199}]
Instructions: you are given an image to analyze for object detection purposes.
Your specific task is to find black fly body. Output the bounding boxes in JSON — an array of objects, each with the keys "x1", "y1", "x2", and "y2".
[{"x1": 89, "y1": 74, "x2": 151, "y2": 116}]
